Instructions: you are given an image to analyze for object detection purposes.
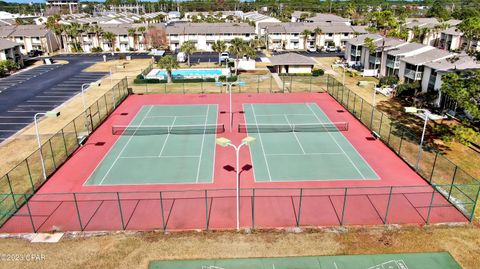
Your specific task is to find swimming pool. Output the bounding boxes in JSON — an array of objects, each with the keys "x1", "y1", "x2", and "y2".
[{"x1": 146, "y1": 68, "x2": 230, "y2": 79}]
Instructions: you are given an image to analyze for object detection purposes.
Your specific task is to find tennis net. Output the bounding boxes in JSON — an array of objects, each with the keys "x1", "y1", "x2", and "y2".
[
  {"x1": 112, "y1": 124, "x2": 225, "y2": 135},
  {"x1": 238, "y1": 122, "x2": 349, "y2": 133}
]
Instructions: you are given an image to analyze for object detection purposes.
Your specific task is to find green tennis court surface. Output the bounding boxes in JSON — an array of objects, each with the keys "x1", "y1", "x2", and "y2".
[
  {"x1": 148, "y1": 252, "x2": 462, "y2": 269},
  {"x1": 85, "y1": 104, "x2": 219, "y2": 185},
  {"x1": 243, "y1": 103, "x2": 378, "y2": 182}
]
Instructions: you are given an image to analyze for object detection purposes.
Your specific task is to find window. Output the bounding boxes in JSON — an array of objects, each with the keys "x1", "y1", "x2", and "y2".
[
  {"x1": 344, "y1": 33, "x2": 349, "y2": 37},
  {"x1": 328, "y1": 33, "x2": 333, "y2": 37}
]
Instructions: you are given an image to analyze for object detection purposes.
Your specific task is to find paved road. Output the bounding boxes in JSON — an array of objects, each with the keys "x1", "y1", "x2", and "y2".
[{"x1": 0, "y1": 56, "x2": 108, "y2": 143}]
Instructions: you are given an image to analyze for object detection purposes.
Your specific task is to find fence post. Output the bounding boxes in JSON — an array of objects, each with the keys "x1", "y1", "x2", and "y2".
[
  {"x1": 25, "y1": 159, "x2": 35, "y2": 192},
  {"x1": 257, "y1": 75, "x2": 260, "y2": 93},
  {"x1": 205, "y1": 190, "x2": 209, "y2": 231},
  {"x1": 387, "y1": 122, "x2": 394, "y2": 145},
  {"x1": 378, "y1": 113, "x2": 384, "y2": 135},
  {"x1": 384, "y1": 187, "x2": 394, "y2": 224},
  {"x1": 340, "y1": 188, "x2": 348, "y2": 225},
  {"x1": 398, "y1": 128, "x2": 405, "y2": 155},
  {"x1": 447, "y1": 166, "x2": 458, "y2": 200},
  {"x1": 72, "y1": 193, "x2": 84, "y2": 231},
  {"x1": 296, "y1": 188, "x2": 303, "y2": 227},
  {"x1": 429, "y1": 152, "x2": 439, "y2": 183},
  {"x1": 88, "y1": 107, "x2": 94, "y2": 134},
  {"x1": 425, "y1": 188, "x2": 437, "y2": 224},
  {"x1": 251, "y1": 189, "x2": 255, "y2": 230},
  {"x1": 72, "y1": 120, "x2": 79, "y2": 145},
  {"x1": 359, "y1": 99, "x2": 364, "y2": 120},
  {"x1": 23, "y1": 194, "x2": 36, "y2": 233},
  {"x1": 269, "y1": 75, "x2": 273, "y2": 93},
  {"x1": 159, "y1": 192, "x2": 166, "y2": 231},
  {"x1": 290, "y1": 76, "x2": 293, "y2": 92},
  {"x1": 182, "y1": 82, "x2": 185, "y2": 94},
  {"x1": 201, "y1": 79, "x2": 204, "y2": 93},
  {"x1": 48, "y1": 140, "x2": 56, "y2": 170},
  {"x1": 5, "y1": 174, "x2": 17, "y2": 210},
  {"x1": 116, "y1": 192, "x2": 125, "y2": 230},
  {"x1": 469, "y1": 185, "x2": 480, "y2": 222},
  {"x1": 61, "y1": 129, "x2": 68, "y2": 156},
  {"x1": 353, "y1": 94, "x2": 357, "y2": 114}
]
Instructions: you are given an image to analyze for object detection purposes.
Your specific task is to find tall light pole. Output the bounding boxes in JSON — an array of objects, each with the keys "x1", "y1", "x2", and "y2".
[
  {"x1": 216, "y1": 136, "x2": 256, "y2": 231},
  {"x1": 370, "y1": 87, "x2": 381, "y2": 130},
  {"x1": 404, "y1": 107, "x2": 431, "y2": 170},
  {"x1": 34, "y1": 111, "x2": 61, "y2": 180},
  {"x1": 216, "y1": 80, "x2": 246, "y2": 132}
]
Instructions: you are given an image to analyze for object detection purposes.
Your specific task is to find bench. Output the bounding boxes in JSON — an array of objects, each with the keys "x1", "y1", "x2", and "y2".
[{"x1": 371, "y1": 131, "x2": 381, "y2": 140}]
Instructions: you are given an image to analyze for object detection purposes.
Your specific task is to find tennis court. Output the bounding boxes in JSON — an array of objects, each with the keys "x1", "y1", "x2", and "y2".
[
  {"x1": 149, "y1": 252, "x2": 461, "y2": 269},
  {"x1": 242, "y1": 103, "x2": 378, "y2": 182},
  {"x1": 85, "y1": 104, "x2": 221, "y2": 185}
]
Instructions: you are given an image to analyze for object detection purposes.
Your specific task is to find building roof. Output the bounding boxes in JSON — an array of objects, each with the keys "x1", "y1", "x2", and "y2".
[
  {"x1": 166, "y1": 22, "x2": 254, "y2": 35},
  {"x1": 424, "y1": 54, "x2": 480, "y2": 72},
  {"x1": 305, "y1": 13, "x2": 349, "y2": 23},
  {"x1": 401, "y1": 48, "x2": 453, "y2": 65},
  {"x1": 0, "y1": 38, "x2": 19, "y2": 50},
  {"x1": 442, "y1": 27, "x2": 463, "y2": 36},
  {"x1": 243, "y1": 12, "x2": 279, "y2": 23},
  {"x1": 345, "y1": 33, "x2": 383, "y2": 46},
  {"x1": 387, "y1": 42, "x2": 427, "y2": 56},
  {"x1": 264, "y1": 22, "x2": 359, "y2": 34},
  {"x1": 269, "y1": 52, "x2": 316, "y2": 66}
]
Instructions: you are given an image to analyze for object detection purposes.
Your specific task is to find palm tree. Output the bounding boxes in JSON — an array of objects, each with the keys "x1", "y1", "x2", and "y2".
[
  {"x1": 212, "y1": 40, "x2": 227, "y2": 65},
  {"x1": 180, "y1": 41, "x2": 196, "y2": 66},
  {"x1": 301, "y1": 29, "x2": 312, "y2": 50},
  {"x1": 64, "y1": 23, "x2": 81, "y2": 52},
  {"x1": 137, "y1": 26, "x2": 146, "y2": 50},
  {"x1": 128, "y1": 28, "x2": 136, "y2": 50},
  {"x1": 228, "y1": 38, "x2": 247, "y2": 75},
  {"x1": 89, "y1": 24, "x2": 103, "y2": 48},
  {"x1": 158, "y1": 55, "x2": 179, "y2": 83},
  {"x1": 250, "y1": 37, "x2": 265, "y2": 51},
  {"x1": 313, "y1": 27, "x2": 322, "y2": 51},
  {"x1": 102, "y1": 32, "x2": 116, "y2": 52},
  {"x1": 364, "y1": 37, "x2": 379, "y2": 70}
]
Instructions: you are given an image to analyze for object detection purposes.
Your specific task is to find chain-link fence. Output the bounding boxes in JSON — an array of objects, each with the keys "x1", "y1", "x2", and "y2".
[
  {"x1": 326, "y1": 75, "x2": 480, "y2": 221},
  {"x1": 0, "y1": 185, "x2": 466, "y2": 233},
  {"x1": 0, "y1": 78, "x2": 129, "y2": 227},
  {"x1": 128, "y1": 74, "x2": 327, "y2": 94}
]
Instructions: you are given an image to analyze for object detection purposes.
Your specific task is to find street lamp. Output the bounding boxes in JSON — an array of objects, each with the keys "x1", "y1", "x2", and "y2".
[
  {"x1": 404, "y1": 107, "x2": 431, "y2": 170},
  {"x1": 215, "y1": 80, "x2": 246, "y2": 132},
  {"x1": 216, "y1": 136, "x2": 256, "y2": 231},
  {"x1": 34, "y1": 111, "x2": 61, "y2": 180},
  {"x1": 370, "y1": 87, "x2": 382, "y2": 130}
]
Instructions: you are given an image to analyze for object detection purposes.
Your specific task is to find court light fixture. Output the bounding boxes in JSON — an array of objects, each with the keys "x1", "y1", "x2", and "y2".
[
  {"x1": 216, "y1": 136, "x2": 256, "y2": 231},
  {"x1": 34, "y1": 111, "x2": 61, "y2": 180},
  {"x1": 404, "y1": 107, "x2": 431, "y2": 170},
  {"x1": 215, "y1": 80, "x2": 247, "y2": 131}
]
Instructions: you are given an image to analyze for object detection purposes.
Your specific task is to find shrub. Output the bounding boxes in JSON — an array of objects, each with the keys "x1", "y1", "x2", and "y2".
[
  {"x1": 91, "y1": 47, "x2": 103, "y2": 53},
  {"x1": 278, "y1": 73, "x2": 312, "y2": 76},
  {"x1": 396, "y1": 82, "x2": 420, "y2": 97},
  {"x1": 219, "y1": 75, "x2": 238, "y2": 82},
  {"x1": 118, "y1": 53, "x2": 126, "y2": 60},
  {"x1": 133, "y1": 78, "x2": 165, "y2": 84},
  {"x1": 379, "y1": 76, "x2": 399, "y2": 86},
  {"x1": 312, "y1": 68, "x2": 325, "y2": 76},
  {"x1": 451, "y1": 125, "x2": 480, "y2": 146}
]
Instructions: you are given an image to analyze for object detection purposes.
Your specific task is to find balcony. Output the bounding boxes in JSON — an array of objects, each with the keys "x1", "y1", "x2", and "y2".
[
  {"x1": 206, "y1": 35, "x2": 216, "y2": 41},
  {"x1": 350, "y1": 50, "x2": 361, "y2": 57},
  {"x1": 386, "y1": 59, "x2": 400, "y2": 69},
  {"x1": 325, "y1": 35, "x2": 334, "y2": 40},
  {"x1": 404, "y1": 69, "x2": 423, "y2": 80},
  {"x1": 31, "y1": 39, "x2": 41, "y2": 44}
]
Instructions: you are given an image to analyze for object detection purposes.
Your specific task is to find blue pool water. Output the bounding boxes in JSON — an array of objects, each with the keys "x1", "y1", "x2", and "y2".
[{"x1": 156, "y1": 69, "x2": 223, "y2": 78}]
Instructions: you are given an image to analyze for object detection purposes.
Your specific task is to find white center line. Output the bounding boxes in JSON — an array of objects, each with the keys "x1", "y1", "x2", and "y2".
[
  {"x1": 284, "y1": 114, "x2": 306, "y2": 154},
  {"x1": 99, "y1": 106, "x2": 153, "y2": 185},
  {"x1": 157, "y1": 116, "x2": 177, "y2": 157}
]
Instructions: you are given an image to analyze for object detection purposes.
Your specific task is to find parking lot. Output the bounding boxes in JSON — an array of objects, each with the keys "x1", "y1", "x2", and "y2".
[{"x1": 0, "y1": 57, "x2": 108, "y2": 143}]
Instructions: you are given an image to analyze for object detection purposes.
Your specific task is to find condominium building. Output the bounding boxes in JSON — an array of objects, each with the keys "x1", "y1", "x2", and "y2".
[
  {"x1": 166, "y1": 23, "x2": 255, "y2": 52},
  {"x1": 0, "y1": 38, "x2": 23, "y2": 66},
  {"x1": 0, "y1": 25, "x2": 59, "y2": 54}
]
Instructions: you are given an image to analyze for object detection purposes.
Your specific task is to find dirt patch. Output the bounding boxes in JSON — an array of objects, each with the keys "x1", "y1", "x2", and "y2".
[{"x1": 0, "y1": 225, "x2": 479, "y2": 269}]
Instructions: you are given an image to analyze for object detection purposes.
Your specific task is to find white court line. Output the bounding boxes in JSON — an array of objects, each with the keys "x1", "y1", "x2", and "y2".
[
  {"x1": 306, "y1": 103, "x2": 366, "y2": 179},
  {"x1": 266, "y1": 152, "x2": 344, "y2": 156},
  {"x1": 146, "y1": 115, "x2": 207, "y2": 119},
  {"x1": 98, "y1": 106, "x2": 153, "y2": 185},
  {"x1": 195, "y1": 105, "x2": 210, "y2": 183},
  {"x1": 251, "y1": 104, "x2": 273, "y2": 182},
  {"x1": 284, "y1": 114, "x2": 305, "y2": 154},
  {"x1": 255, "y1": 113, "x2": 313, "y2": 117},
  {"x1": 157, "y1": 116, "x2": 177, "y2": 157},
  {"x1": 120, "y1": 155, "x2": 199, "y2": 159}
]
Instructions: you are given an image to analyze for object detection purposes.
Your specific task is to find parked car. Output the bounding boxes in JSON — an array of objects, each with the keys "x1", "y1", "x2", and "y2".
[
  {"x1": 307, "y1": 47, "x2": 316, "y2": 53},
  {"x1": 27, "y1": 49, "x2": 43, "y2": 57},
  {"x1": 326, "y1": 46, "x2": 337, "y2": 52},
  {"x1": 176, "y1": 52, "x2": 187, "y2": 62},
  {"x1": 219, "y1": 52, "x2": 230, "y2": 62}
]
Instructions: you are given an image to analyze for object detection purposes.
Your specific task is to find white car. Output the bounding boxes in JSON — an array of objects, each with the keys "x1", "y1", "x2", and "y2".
[
  {"x1": 307, "y1": 47, "x2": 316, "y2": 53},
  {"x1": 219, "y1": 52, "x2": 230, "y2": 62},
  {"x1": 326, "y1": 46, "x2": 338, "y2": 52},
  {"x1": 176, "y1": 52, "x2": 187, "y2": 62}
]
